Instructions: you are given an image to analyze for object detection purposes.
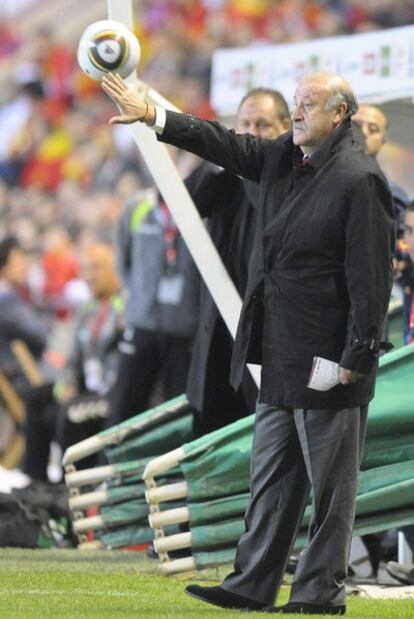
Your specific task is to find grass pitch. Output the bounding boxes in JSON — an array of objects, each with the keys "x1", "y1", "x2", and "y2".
[{"x1": 0, "y1": 548, "x2": 413, "y2": 618}]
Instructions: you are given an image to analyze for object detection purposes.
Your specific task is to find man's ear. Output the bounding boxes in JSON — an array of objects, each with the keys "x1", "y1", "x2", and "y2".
[{"x1": 333, "y1": 102, "x2": 348, "y2": 127}]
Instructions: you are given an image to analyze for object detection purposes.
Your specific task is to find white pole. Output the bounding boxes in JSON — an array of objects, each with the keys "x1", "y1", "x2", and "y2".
[
  {"x1": 149, "y1": 506, "x2": 190, "y2": 528},
  {"x1": 105, "y1": 1, "x2": 260, "y2": 387},
  {"x1": 145, "y1": 481, "x2": 188, "y2": 504},
  {"x1": 398, "y1": 532, "x2": 413, "y2": 565},
  {"x1": 65, "y1": 464, "x2": 116, "y2": 487},
  {"x1": 107, "y1": 1, "x2": 133, "y2": 25},
  {"x1": 154, "y1": 531, "x2": 192, "y2": 554},
  {"x1": 159, "y1": 557, "x2": 196, "y2": 575}
]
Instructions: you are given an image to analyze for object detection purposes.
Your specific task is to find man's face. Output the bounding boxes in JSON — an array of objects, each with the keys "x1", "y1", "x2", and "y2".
[
  {"x1": 1, "y1": 247, "x2": 28, "y2": 287},
  {"x1": 236, "y1": 94, "x2": 290, "y2": 139},
  {"x1": 81, "y1": 247, "x2": 119, "y2": 299},
  {"x1": 352, "y1": 105, "x2": 387, "y2": 157},
  {"x1": 404, "y1": 211, "x2": 414, "y2": 261},
  {"x1": 292, "y1": 77, "x2": 342, "y2": 154},
  {"x1": 81, "y1": 254, "x2": 114, "y2": 299}
]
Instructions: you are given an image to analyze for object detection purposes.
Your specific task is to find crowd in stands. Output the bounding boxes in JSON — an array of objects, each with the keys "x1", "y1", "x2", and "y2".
[{"x1": 0, "y1": 0, "x2": 412, "y2": 486}]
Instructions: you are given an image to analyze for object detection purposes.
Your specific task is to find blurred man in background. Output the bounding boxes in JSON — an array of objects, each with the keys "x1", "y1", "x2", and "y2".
[
  {"x1": 353, "y1": 104, "x2": 409, "y2": 237},
  {"x1": 186, "y1": 88, "x2": 291, "y2": 437},
  {"x1": 21, "y1": 243, "x2": 123, "y2": 479},
  {"x1": 108, "y1": 184, "x2": 200, "y2": 426},
  {"x1": 0, "y1": 235, "x2": 48, "y2": 393}
]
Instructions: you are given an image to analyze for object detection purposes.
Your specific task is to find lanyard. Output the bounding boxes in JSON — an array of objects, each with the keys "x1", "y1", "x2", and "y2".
[
  {"x1": 160, "y1": 199, "x2": 179, "y2": 269},
  {"x1": 89, "y1": 299, "x2": 110, "y2": 340}
]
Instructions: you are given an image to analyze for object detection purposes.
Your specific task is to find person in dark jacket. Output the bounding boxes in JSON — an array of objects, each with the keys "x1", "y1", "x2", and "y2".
[
  {"x1": 395, "y1": 201, "x2": 414, "y2": 343},
  {"x1": 0, "y1": 235, "x2": 48, "y2": 393},
  {"x1": 186, "y1": 88, "x2": 291, "y2": 437},
  {"x1": 107, "y1": 185, "x2": 200, "y2": 425},
  {"x1": 102, "y1": 71, "x2": 395, "y2": 615},
  {"x1": 352, "y1": 104, "x2": 409, "y2": 238}
]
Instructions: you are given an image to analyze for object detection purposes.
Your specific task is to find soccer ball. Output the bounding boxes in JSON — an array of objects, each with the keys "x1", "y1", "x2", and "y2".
[{"x1": 77, "y1": 19, "x2": 141, "y2": 81}]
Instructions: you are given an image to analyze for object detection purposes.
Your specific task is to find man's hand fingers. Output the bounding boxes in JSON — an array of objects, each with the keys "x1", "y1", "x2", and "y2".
[
  {"x1": 339, "y1": 368, "x2": 355, "y2": 384},
  {"x1": 101, "y1": 82, "x2": 118, "y2": 99},
  {"x1": 104, "y1": 72, "x2": 123, "y2": 86},
  {"x1": 339, "y1": 374, "x2": 350, "y2": 385},
  {"x1": 113, "y1": 73, "x2": 127, "y2": 87},
  {"x1": 339, "y1": 367, "x2": 365, "y2": 385},
  {"x1": 108, "y1": 115, "x2": 124, "y2": 125},
  {"x1": 102, "y1": 73, "x2": 146, "y2": 124},
  {"x1": 109, "y1": 115, "x2": 136, "y2": 125},
  {"x1": 102, "y1": 74, "x2": 125, "y2": 97},
  {"x1": 108, "y1": 73, "x2": 128, "y2": 94},
  {"x1": 101, "y1": 80, "x2": 122, "y2": 98}
]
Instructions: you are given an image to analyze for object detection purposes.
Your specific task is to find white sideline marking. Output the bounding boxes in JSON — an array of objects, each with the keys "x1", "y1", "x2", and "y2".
[{"x1": 0, "y1": 589, "x2": 140, "y2": 597}]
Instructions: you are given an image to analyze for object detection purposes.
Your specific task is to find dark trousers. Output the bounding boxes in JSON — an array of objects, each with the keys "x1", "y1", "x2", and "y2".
[
  {"x1": 221, "y1": 402, "x2": 369, "y2": 607},
  {"x1": 22, "y1": 383, "x2": 56, "y2": 481},
  {"x1": 108, "y1": 328, "x2": 193, "y2": 425}
]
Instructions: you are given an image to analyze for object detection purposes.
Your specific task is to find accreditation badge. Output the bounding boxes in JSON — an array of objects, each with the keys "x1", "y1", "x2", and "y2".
[{"x1": 156, "y1": 274, "x2": 185, "y2": 305}]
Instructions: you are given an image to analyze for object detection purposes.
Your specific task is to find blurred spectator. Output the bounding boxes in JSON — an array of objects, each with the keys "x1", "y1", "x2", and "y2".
[
  {"x1": 394, "y1": 201, "x2": 414, "y2": 343},
  {"x1": 108, "y1": 184, "x2": 199, "y2": 425},
  {"x1": 0, "y1": 2, "x2": 412, "y2": 269},
  {"x1": 41, "y1": 224, "x2": 78, "y2": 319},
  {"x1": 0, "y1": 19, "x2": 20, "y2": 59},
  {"x1": 0, "y1": 235, "x2": 48, "y2": 393},
  {"x1": 353, "y1": 104, "x2": 410, "y2": 238},
  {"x1": 353, "y1": 104, "x2": 410, "y2": 348},
  {"x1": 55, "y1": 244, "x2": 123, "y2": 400},
  {"x1": 0, "y1": 72, "x2": 45, "y2": 187},
  {"x1": 29, "y1": 27, "x2": 75, "y2": 105},
  {"x1": 0, "y1": 0, "x2": 412, "y2": 457},
  {"x1": 23, "y1": 243, "x2": 124, "y2": 479}
]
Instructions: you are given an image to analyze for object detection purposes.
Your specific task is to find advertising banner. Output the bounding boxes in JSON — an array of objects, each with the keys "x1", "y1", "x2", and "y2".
[{"x1": 211, "y1": 25, "x2": 414, "y2": 116}]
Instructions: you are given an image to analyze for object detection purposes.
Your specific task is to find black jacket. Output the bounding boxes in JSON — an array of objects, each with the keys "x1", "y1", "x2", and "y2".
[
  {"x1": 159, "y1": 113, "x2": 395, "y2": 408},
  {"x1": 0, "y1": 287, "x2": 48, "y2": 392},
  {"x1": 184, "y1": 162, "x2": 258, "y2": 431}
]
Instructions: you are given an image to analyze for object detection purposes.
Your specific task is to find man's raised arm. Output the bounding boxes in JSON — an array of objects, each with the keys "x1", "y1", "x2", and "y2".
[{"x1": 101, "y1": 73, "x2": 266, "y2": 182}]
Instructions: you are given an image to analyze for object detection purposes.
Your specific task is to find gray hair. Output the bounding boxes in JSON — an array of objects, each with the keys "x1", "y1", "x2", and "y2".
[{"x1": 325, "y1": 85, "x2": 359, "y2": 116}]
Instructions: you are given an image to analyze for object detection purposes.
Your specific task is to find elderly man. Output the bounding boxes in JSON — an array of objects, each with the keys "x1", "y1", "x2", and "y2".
[{"x1": 102, "y1": 72, "x2": 395, "y2": 615}]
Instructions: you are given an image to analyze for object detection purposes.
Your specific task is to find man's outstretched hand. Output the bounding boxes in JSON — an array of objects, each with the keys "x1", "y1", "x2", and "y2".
[{"x1": 101, "y1": 73, "x2": 155, "y2": 125}]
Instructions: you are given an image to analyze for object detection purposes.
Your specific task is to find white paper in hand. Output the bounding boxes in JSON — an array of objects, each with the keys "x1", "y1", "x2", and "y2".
[{"x1": 307, "y1": 357, "x2": 340, "y2": 391}]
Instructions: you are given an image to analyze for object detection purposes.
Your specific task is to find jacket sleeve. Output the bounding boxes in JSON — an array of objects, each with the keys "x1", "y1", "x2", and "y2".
[
  {"x1": 158, "y1": 111, "x2": 268, "y2": 182},
  {"x1": 2, "y1": 299, "x2": 48, "y2": 359},
  {"x1": 339, "y1": 172, "x2": 395, "y2": 373},
  {"x1": 184, "y1": 162, "x2": 237, "y2": 218}
]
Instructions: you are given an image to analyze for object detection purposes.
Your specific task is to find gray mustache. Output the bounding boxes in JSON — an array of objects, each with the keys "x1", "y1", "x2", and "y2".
[{"x1": 293, "y1": 123, "x2": 307, "y2": 131}]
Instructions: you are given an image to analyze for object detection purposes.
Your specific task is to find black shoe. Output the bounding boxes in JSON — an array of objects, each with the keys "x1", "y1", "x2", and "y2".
[
  {"x1": 265, "y1": 602, "x2": 346, "y2": 615},
  {"x1": 185, "y1": 584, "x2": 266, "y2": 611},
  {"x1": 385, "y1": 561, "x2": 414, "y2": 585}
]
